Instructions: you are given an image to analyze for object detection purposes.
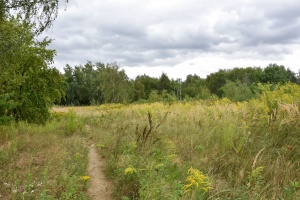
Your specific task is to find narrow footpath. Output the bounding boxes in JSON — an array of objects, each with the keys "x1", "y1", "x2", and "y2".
[{"x1": 87, "y1": 145, "x2": 113, "y2": 200}]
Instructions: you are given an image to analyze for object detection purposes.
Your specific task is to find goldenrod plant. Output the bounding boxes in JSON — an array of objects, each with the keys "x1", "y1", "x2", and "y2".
[{"x1": 182, "y1": 167, "x2": 212, "y2": 198}]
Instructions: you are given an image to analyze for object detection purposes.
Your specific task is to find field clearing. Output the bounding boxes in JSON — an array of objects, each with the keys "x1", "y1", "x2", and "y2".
[
  {"x1": 1, "y1": 98, "x2": 300, "y2": 199},
  {"x1": 52, "y1": 106, "x2": 106, "y2": 116}
]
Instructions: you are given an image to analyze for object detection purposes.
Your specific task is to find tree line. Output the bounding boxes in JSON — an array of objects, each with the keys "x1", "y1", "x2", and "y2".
[{"x1": 62, "y1": 62, "x2": 299, "y2": 105}]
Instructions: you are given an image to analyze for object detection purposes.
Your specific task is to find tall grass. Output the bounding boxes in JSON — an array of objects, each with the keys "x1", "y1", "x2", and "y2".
[
  {"x1": 0, "y1": 112, "x2": 89, "y2": 199},
  {"x1": 87, "y1": 85, "x2": 300, "y2": 199},
  {"x1": 1, "y1": 83, "x2": 300, "y2": 199}
]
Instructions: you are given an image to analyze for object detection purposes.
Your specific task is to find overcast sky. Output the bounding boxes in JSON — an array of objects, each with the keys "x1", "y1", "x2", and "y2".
[{"x1": 43, "y1": 0, "x2": 300, "y2": 80}]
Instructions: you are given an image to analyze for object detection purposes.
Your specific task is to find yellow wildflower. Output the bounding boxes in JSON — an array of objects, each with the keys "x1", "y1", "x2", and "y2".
[
  {"x1": 80, "y1": 176, "x2": 90, "y2": 181},
  {"x1": 124, "y1": 167, "x2": 136, "y2": 175},
  {"x1": 183, "y1": 167, "x2": 212, "y2": 194},
  {"x1": 95, "y1": 144, "x2": 106, "y2": 148}
]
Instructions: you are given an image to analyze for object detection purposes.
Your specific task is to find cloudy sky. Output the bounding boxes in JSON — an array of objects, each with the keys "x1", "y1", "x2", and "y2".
[{"x1": 43, "y1": 0, "x2": 300, "y2": 80}]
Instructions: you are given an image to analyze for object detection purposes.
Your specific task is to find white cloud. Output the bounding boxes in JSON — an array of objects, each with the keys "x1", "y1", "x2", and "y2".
[{"x1": 42, "y1": 0, "x2": 300, "y2": 79}]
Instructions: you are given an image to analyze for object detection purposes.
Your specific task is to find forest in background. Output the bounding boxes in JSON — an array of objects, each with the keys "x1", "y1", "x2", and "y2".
[{"x1": 61, "y1": 62, "x2": 299, "y2": 105}]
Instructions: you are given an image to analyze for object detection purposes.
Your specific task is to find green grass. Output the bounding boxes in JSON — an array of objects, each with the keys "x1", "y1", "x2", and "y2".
[
  {"x1": 0, "y1": 114, "x2": 89, "y2": 199},
  {"x1": 87, "y1": 99, "x2": 300, "y2": 199},
  {"x1": 1, "y1": 84, "x2": 300, "y2": 199}
]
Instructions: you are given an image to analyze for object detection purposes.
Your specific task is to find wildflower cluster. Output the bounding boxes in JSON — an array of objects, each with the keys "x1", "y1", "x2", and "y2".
[
  {"x1": 183, "y1": 167, "x2": 212, "y2": 194},
  {"x1": 124, "y1": 167, "x2": 136, "y2": 175}
]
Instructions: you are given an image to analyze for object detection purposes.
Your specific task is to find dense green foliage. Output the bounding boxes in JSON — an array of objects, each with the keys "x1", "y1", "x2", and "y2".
[
  {"x1": 0, "y1": 0, "x2": 67, "y2": 124},
  {"x1": 261, "y1": 64, "x2": 297, "y2": 84},
  {"x1": 62, "y1": 62, "x2": 132, "y2": 105},
  {"x1": 221, "y1": 80, "x2": 256, "y2": 102},
  {"x1": 182, "y1": 74, "x2": 209, "y2": 99},
  {"x1": 0, "y1": 17, "x2": 66, "y2": 124}
]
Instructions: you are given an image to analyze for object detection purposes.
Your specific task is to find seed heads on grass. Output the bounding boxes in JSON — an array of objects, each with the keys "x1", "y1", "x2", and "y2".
[
  {"x1": 252, "y1": 147, "x2": 265, "y2": 169},
  {"x1": 135, "y1": 111, "x2": 161, "y2": 148}
]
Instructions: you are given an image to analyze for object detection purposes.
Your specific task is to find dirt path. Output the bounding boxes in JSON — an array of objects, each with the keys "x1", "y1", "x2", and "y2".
[{"x1": 87, "y1": 145, "x2": 113, "y2": 200}]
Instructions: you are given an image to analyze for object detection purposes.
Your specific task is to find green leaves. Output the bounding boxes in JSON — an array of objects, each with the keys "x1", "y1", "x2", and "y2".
[
  {"x1": 63, "y1": 62, "x2": 133, "y2": 105},
  {"x1": 0, "y1": 17, "x2": 66, "y2": 124},
  {"x1": 1, "y1": 0, "x2": 66, "y2": 34},
  {"x1": 221, "y1": 80, "x2": 256, "y2": 102},
  {"x1": 99, "y1": 63, "x2": 132, "y2": 104},
  {"x1": 261, "y1": 64, "x2": 297, "y2": 84}
]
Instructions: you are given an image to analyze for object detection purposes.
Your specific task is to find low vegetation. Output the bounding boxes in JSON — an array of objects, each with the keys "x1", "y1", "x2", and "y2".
[
  {"x1": 0, "y1": 116, "x2": 89, "y2": 199},
  {"x1": 1, "y1": 83, "x2": 300, "y2": 199}
]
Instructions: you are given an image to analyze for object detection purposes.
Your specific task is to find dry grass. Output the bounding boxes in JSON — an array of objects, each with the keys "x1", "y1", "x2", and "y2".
[
  {"x1": 2, "y1": 97, "x2": 300, "y2": 199},
  {"x1": 0, "y1": 119, "x2": 89, "y2": 199},
  {"x1": 76, "y1": 100, "x2": 300, "y2": 199}
]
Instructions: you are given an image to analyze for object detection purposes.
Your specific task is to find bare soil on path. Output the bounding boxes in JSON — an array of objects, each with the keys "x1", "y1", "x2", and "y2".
[{"x1": 87, "y1": 145, "x2": 113, "y2": 200}]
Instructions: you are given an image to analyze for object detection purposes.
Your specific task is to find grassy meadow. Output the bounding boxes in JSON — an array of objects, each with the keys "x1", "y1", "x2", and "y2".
[{"x1": 1, "y1": 84, "x2": 300, "y2": 199}]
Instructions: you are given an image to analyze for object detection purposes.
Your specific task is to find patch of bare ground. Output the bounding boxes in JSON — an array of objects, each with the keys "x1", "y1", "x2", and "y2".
[{"x1": 88, "y1": 144, "x2": 113, "y2": 200}]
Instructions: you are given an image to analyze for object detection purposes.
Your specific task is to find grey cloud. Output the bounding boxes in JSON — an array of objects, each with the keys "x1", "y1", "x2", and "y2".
[
  {"x1": 44, "y1": 0, "x2": 300, "y2": 70},
  {"x1": 211, "y1": 2, "x2": 300, "y2": 57},
  {"x1": 266, "y1": 4, "x2": 300, "y2": 21}
]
